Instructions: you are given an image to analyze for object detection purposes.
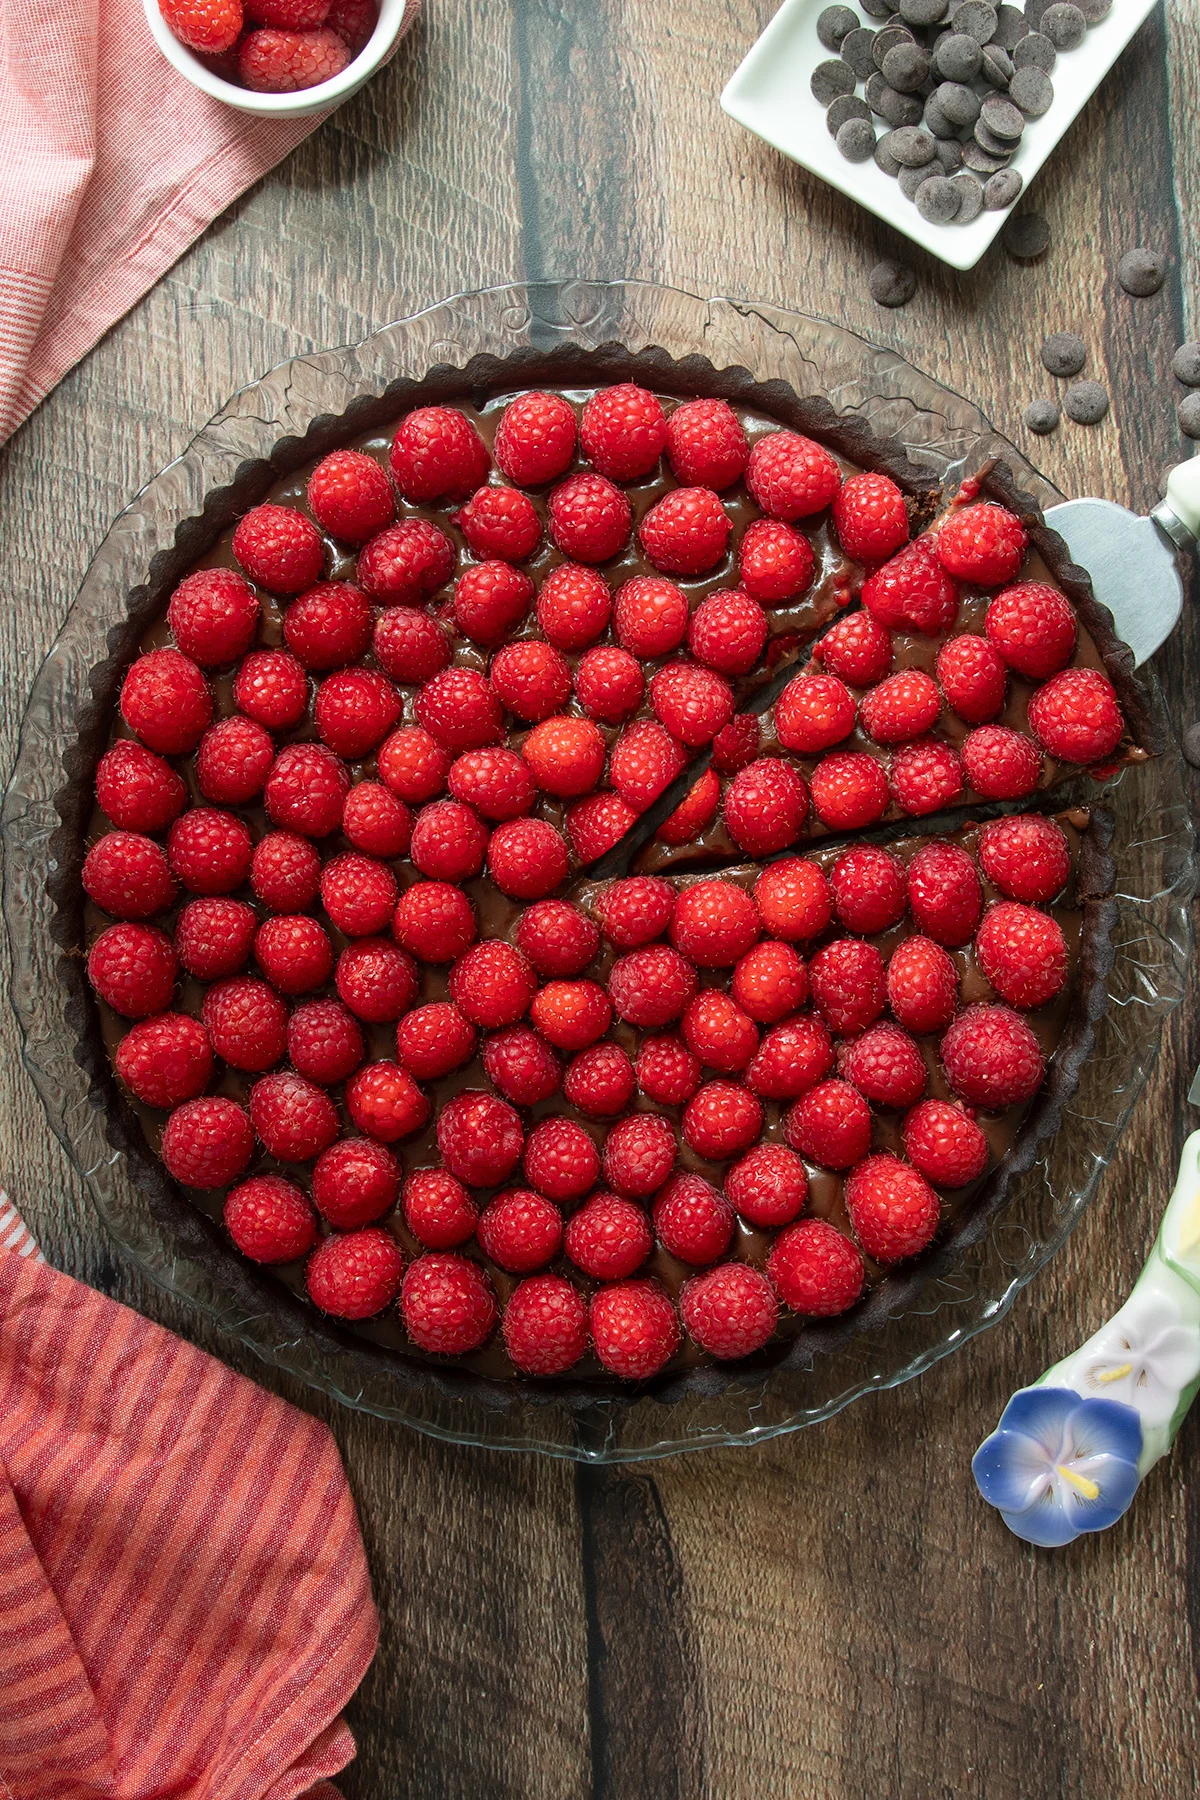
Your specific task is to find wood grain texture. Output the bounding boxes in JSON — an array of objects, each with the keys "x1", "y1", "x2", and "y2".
[{"x1": 1, "y1": 0, "x2": 1199, "y2": 1793}]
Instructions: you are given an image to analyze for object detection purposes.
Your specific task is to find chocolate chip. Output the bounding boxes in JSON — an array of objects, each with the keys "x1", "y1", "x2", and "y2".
[
  {"x1": 938, "y1": 79, "x2": 981, "y2": 125},
  {"x1": 1041, "y1": 331, "x2": 1087, "y2": 376},
  {"x1": 1063, "y1": 379, "x2": 1109, "y2": 423},
  {"x1": 883, "y1": 41, "x2": 931, "y2": 88},
  {"x1": 992, "y1": 4, "x2": 1029, "y2": 47},
  {"x1": 1178, "y1": 393, "x2": 1200, "y2": 438},
  {"x1": 1041, "y1": 1, "x2": 1086, "y2": 47},
  {"x1": 818, "y1": 4, "x2": 861, "y2": 49},
  {"x1": 981, "y1": 93, "x2": 1025, "y2": 139},
  {"x1": 932, "y1": 30, "x2": 983, "y2": 78},
  {"x1": 1003, "y1": 209, "x2": 1049, "y2": 255},
  {"x1": 980, "y1": 45, "x2": 1014, "y2": 85},
  {"x1": 949, "y1": 169, "x2": 985, "y2": 221},
  {"x1": 985, "y1": 167, "x2": 1024, "y2": 208},
  {"x1": 1013, "y1": 28, "x2": 1056, "y2": 68},
  {"x1": 876, "y1": 82, "x2": 925, "y2": 124},
  {"x1": 935, "y1": 134, "x2": 965, "y2": 170},
  {"x1": 963, "y1": 138, "x2": 1010, "y2": 173},
  {"x1": 975, "y1": 117, "x2": 1018, "y2": 155},
  {"x1": 841, "y1": 26, "x2": 880, "y2": 76},
  {"x1": 1075, "y1": 0, "x2": 1111, "y2": 17},
  {"x1": 862, "y1": 0, "x2": 893, "y2": 18},
  {"x1": 869, "y1": 258, "x2": 917, "y2": 305},
  {"x1": 888, "y1": 124, "x2": 939, "y2": 165},
  {"x1": 899, "y1": 164, "x2": 928, "y2": 199},
  {"x1": 837, "y1": 117, "x2": 879, "y2": 161},
  {"x1": 1172, "y1": 342, "x2": 1200, "y2": 386},
  {"x1": 915, "y1": 173, "x2": 963, "y2": 221},
  {"x1": 874, "y1": 135, "x2": 903, "y2": 174},
  {"x1": 1010, "y1": 66, "x2": 1054, "y2": 114},
  {"x1": 1024, "y1": 398, "x2": 1061, "y2": 433},
  {"x1": 827, "y1": 94, "x2": 873, "y2": 136},
  {"x1": 1182, "y1": 721, "x2": 1200, "y2": 768},
  {"x1": 873, "y1": 24, "x2": 914, "y2": 65},
  {"x1": 812, "y1": 58, "x2": 858, "y2": 103},
  {"x1": 924, "y1": 92, "x2": 956, "y2": 136},
  {"x1": 1024, "y1": 0, "x2": 1050, "y2": 23},
  {"x1": 1117, "y1": 248, "x2": 1167, "y2": 297},
  {"x1": 899, "y1": 0, "x2": 949, "y2": 21},
  {"x1": 950, "y1": 0, "x2": 998, "y2": 41}
]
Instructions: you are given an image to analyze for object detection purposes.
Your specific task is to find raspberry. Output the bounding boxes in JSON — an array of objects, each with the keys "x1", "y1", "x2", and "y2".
[
  {"x1": 196, "y1": 717, "x2": 275, "y2": 806},
  {"x1": 477, "y1": 1189, "x2": 563, "y2": 1273},
  {"x1": 392, "y1": 880, "x2": 476, "y2": 962},
  {"x1": 724, "y1": 758, "x2": 809, "y2": 855},
  {"x1": 635, "y1": 1034, "x2": 701, "y2": 1105},
  {"x1": 566, "y1": 792, "x2": 637, "y2": 863},
  {"x1": 239, "y1": 26, "x2": 350, "y2": 90},
  {"x1": 389, "y1": 406, "x2": 490, "y2": 503},
  {"x1": 357, "y1": 519, "x2": 456, "y2": 605},
  {"x1": 167, "y1": 569, "x2": 260, "y2": 666},
  {"x1": 753, "y1": 858, "x2": 833, "y2": 942},
  {"x1": 665, "y1": 397, "x2": 749, "y2": 489},
  {"x1": 1027, "y1": 668, "x2": 1124, "y2": 764},
  {"x1": 254, "y1": 914, "x2": 334, "y2": 994},
  {"x1": 940, "y1": 1003, "x2": 1045, "y2": 1108},
  {"x1": 590, "y1": 1279, "x2": 680, "y2": 1380},
  {"x1": 378, "y1": 726, "x2": 451, "y2": 803},
  {"x1": 650, "y1": 662, "x2": 734, "y2": 747},
  {"x1": 373, "y1": 608, "x2": 451, "y2": 686},
  {"x1": 598, "y1": 1114, "x2": 673, "y2": 1198},
  {"x1": 314, "y1": 668, "x2": 402, "y2": 759},
  {"x1": 94, "y1": 741, "x2": 185, "y2": 834},
  {"x1": 115, "y1": 1014, "x2": 212, "y2": 1110},
  {"x1": 595, "y1": 876, "x2": 675, "y2": 949},
  {"x1": 345, "y1": 1061, "x2": 431, "y2": 1142},
  {"x1": 809, "y1": 938, "x2": 887, "y2": 1035},
  {"x1": 401, "y1": 1254, "x2": 498, "y2": 1356},
  {"x1": 962, "y1": 724, "x2": 1042, "y2": 800},
  {"x1": 264, "y1": 743, "x2": 349, "y2": 837},
  {"x1": 481, "y1": 1025, "x2": 562, "y2": 1105},
  {"x1": 161, "y1": 1096, "x2": 254, "y2": 1188},
  {"x1": 612, "y1": 575, "x2": 689, "y2": 658},
  {"x1": 563, "y1": 1042, "x2": 636, "y2": 1116},
  {"x1": 523, "y1": 714, "x2": 607, "y2": 796},
  {"x1": 639, "y1": 487, "x2": 732, "y2": 576},
  {"x1": 449, "y1": 940, "x2": 537, "y2": 1028},
  {"x1": 860, "y1": 542, "x2": 958, "y2": 633},
  {"x1": 860, "y1": 670, "x2": 942, "y2": 745},
  {"x1": 336, "y1": 938, "x2": 418, "y2": 1022},
  {"x1": 536, "y1": 562, "x2": 613, "y2": 649},
  {"x1": 326, "y1": 0, "x2": 375, "y2": 56},
  {"x1": 682, "y1": 990, "x2": 759, "y2": 1073},
  {"x1": 607, "y1": 944, "x2": 697, "y2": 1028},
  {"x1": 975, "y1": 901, "x2": 1068, "y2": 1009},
  {"x1": 574, "y1": 645, "x2": 645, "y2": 723},
  {"x1": 656, "y1": 767, "x2": 721, "y2": 845},
  {"x1": 902, "y1": 1099, "x2": 989, "y2": 1187},
  {"x1": 160, "y1": 0, "x2": 241, "y2": 54},
  {"x1": 232, "y1": 503, "x2": 325, "y2": 592},
  {"x1": 832, "y1": 472, "x2": 910, "y2": 563},
  {"x1": 731, "y1": 940, "x2": 808, "y2": 1023},
  {"x1": 120, "y1": 649, "x2": 212, "y2": 754},
  {"x1": 83, "y1": 831, "x2": 177, "y2": 919},
  {"x1": 224, "y1": 1176, "x2": 317, "y2": 1265},
  {"x1": 710, "y1": 712, "x2": 761, "y2": 774},
  {"x1": 202, "y1": 977, "x2": 288, "y2": 1071},
  {"x1": 840, "y1": 1021, "x2": 927, "y2": 1109},
  {"x1": 488, "y1": 818, "x2": 569, "y2": 899},
  {"x1": 245, "y1": 0, "x2": 332, "y2": 33},
  {"x1": 670, "y1": 879, "x2": 759, "y2": 967},
  {"x1": 409, "y1": 799, "x2": 489, "y2": 881},
  {"x1": 414, "y1": 667, "x2": 503, "y2": 752},
  {"x1": 738, "y1": 519, "x2": 816, "y2": 604},
  {"x1": 888, "y1": 738, "x2": 965, "y2": 816},
  {"x1": 768, "y1": 1219, "x2": 864, "y2": 1317},
  {"x1": 87, "y1": 922, "x2": 177, "y2": 1017},
  {"x1": 306, "y1": 448, "x2": 394, "y2": 545},
  {"x1": 565, "y1": 1193, "x2": 652, "y2": 1279},
  {"x1": 934, "y1": 502, "x2": 1027, "y2": 586},
  {"x1": 530, "y1": 979, "x2": 611, "y2": 1051},
  {"x1": 312, "y1": 1138, "x2": 401, "y2": 1228},
  {"x1": 233, "y1": 649, "x2": 308, "y2": 730},
  {"x1": 936, "y1": 634, "x2": 1008, "y2": 723},
  {"x1": 287, "y1": 998, "x2": 365, "y2": 1084},
  {"x1": 548, "y1": 472, "x2": 631, "y2": 563},
  {"x1": 978, "y1": 813, "x2": 1070, "y2": 903},
  {"x1": 516, "y1": 898, "x2": 599, "y2": 976},
  {"x1": 687, "y1": 588, "x2": 769, "y2": 676},
  {"x1": 452, "y1": 561, "x2": 535, "y2": 646},
  {"x1": 251, "y1": 831, "x2": 322, "y2": 911},
  {"x1": 724, "y1": 1142, "x2": 809, "y2": 1227},
  {"x1": 828, "y1": 844, "x2": 906, "y2": 934},
  {"x1": 746, "y1": 431, "x2": 841, "y2": 521},
  {"x1": 886, "y1": 934, "x2": 959, "y2": 1034},
  {"x1": 402, "y1": 1168, "x2": 478, "y2": 1249},
  {"x1": 774, "y1": 672, "x2": 856, "y2": 754},
  {"x1": 845, "y1": 1153, "x2": 940, "y2": 1262},
  {"x1": 307, "y1": 1228, "x2": 403, "y2": 1320},
  {"x1": 455, "y1": 486, "x2": 542, "y2": 563},
  {"x1": 320, "y1": 852, "x2": 399, "y2": 937},
  {"x1": 682, "y1": 1080, "x2": 762, "y2": 1159},
  {"x1": 490, "y1": 639, "x2": 572, "y2": 722},
  {"x1": 448, "y1": 747, "x2": 535, "y2": 820},
  {"x1": 746, "y1": 1014, "x2": 834, "y2": 1099},
  {"x1": 652, "y1": 1172, "x2": 734, "y2": 1263},
  {"x1": 681, "y1": 1263, "x2": 777, "y2": 1360},
  {"x1": 502, "y1": 1275, "x2": 588, "y2": 1375},
  {"x1": 784, "y1": 1078, "x2": 872, "y2": 1169},
  {"x1": 816, "y1": 610, "x2": 892, "y2": 686},
  {"x1": 250, "y1": 1070, "x2": 339, "y2": 1162},
  {"x1": 284, "y1": 582, "x2": 373, "y2": 670},
  {"x1": 494, "y1": 390, "x2": 577, "y2": 486},
  {"x1": 907, "y1": 841, "x2": 982, "y2": 945},
  {"x1": 343, "y1": 781, "x2": 413, "y2": 857},
  {"x1": 396, "y1": 1002, "x2": 477, "y2": 1080},
  {"x1": 610, "y1": 720, "x2": 685, "y2": 813},
  {"x1": 580, "y1": 384, "x2": 668, "y2": 481},
  {"x1": 167, "y1": 809, "x2": 253, "y2": 895},
  {"x1": 523, "y1": 1118, "x2": 600, "y2": 1201}
]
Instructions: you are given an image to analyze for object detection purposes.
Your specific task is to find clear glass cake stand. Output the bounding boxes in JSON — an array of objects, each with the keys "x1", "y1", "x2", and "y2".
[{"x1": 2, "y1": 281, "x2": 1193, "y2": 1461}]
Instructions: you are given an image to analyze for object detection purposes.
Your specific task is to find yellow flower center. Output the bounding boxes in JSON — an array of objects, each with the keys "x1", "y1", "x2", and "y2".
[
  {"x1": 1057, "y1": 1464, "x2": 1100, "y2": 1501},
  {"x1": 1096, "y1": 1362, "x2": 1133, "y2": 1384}
]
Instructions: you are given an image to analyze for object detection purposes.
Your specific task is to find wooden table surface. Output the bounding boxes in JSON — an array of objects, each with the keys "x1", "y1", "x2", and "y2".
[{"x1": 3, "y1": 2, "x2": 1199, "y2": 1793}]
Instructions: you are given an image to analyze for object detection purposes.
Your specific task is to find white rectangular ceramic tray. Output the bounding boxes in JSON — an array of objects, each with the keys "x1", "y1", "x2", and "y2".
[{"x1": 721, "y1": 0, "x2": 1160, "y2": 270}]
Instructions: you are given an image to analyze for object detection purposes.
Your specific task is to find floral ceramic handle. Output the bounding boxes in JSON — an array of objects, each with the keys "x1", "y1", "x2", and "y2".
[{"x1": 973, "y1": 1131, "x2": 1200, "y2": 1546}]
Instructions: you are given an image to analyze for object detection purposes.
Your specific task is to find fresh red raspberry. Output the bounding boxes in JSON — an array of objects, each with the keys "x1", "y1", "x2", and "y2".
[
  {"x1": 83, "y1": 830, "x2": 178, "y2": 919},
  {"x1": 961, "y1": 724, "x2": 1042, "y2": 800},
  {"x1": 859, "y1": 670, "x2": 942, "y2": 745},
  {"x1": 265, "y1": 743, "x2": 349, "y2": 837},
  {"x1": 809, "y1": 937, "x2": 887, "y2": 1035},
  {"x1": 166, "y1": 808, "x2": 253, "y2": 894},
  {"x1": 447, "y1": 747, "x2": 535, "y2": 820},
  {"x1": 523, "y1": 1118, "x2": 600, "y2": 1201},
  {"x1": 591, "y1": 1279, "x2": 680, "y2": 1380},
  {"x1": 573, "y1": 645, "x2": 644, "y2": 724},
  {"x1": 160, "y1": 0, "x2": 241, "y2": 54},
  {"x1": 314, "y1": 668, "x2": 402, "y2": 759},
  {"x1": 306, "y1": 448, "x2": 394, "y2": 544},
  {"x1": 670, "y1": 878, "x2": 760, "y2": 967},
  {"x1": 753, "y1": 857, "x2": 833, "y2": 942},
  {"x1": 580, "y1": 384, "x2": 668, "y2": 481},
  {"x1": 600, "y1": 1113, "x2": 674, "y2": 1198},
  {"x1": 650, "y1": 661, "x2": 734, "y2": 747},
  {"x1": 565, "y1": 1192, "x2": 653, "y2": 1279},
  {"x1": 452, "y1": 561, "x2": 535, "y2": 646},
  {"x1": 595, "y1": 876, "x2": 675, "y2": 949},
  {"x1": 940, "y1": 1002, "x2": 1045, "y2": 1107},
  {"x1": 336, "y1": 938, "x2": 418, "y2": 1022},
  {"x1": 161, "y1": 1095, "x2": 254, "y2": 1188},
  {"x1": 682, "y1": 1080, "x2": 762, "y2": 1159},
  {"x1": 607, "y1": 944, "x2": 697, "y2": 1028},
  {"x1": 530, "y1": 980, "x2": 611, "y2": 1052},
  {"x1": 548, "y1": 472, "x2": 632, "y2": 563},
  {"x1": 888, "y1": 738, "x2": 965, "y2": 816},
  {"x1": 523, "y1": 715, "x2": 607, "y2": 797},
  {"x1": 481, "y1": 1025, "x2": 562, "y2": 1105},
  {"x1": 232, "y1": 503, "x2": 325, "y2": 592},
  {"x1": 845, "y1": 1152, "x2": 940, "y2": 1262},
  {"x1": 312, "y1": 1138, "x2": 400, "y2": 1228},
  {"x1": 731, "y1": 940, "x2": 808, "y2": 1023},
  {"x1": 656, "y1": 768, "x2": 722, "y2": 845},
  {"x1": 536, "y1": 562, "x2": 613, "y2": 649},
  {"x1": 245, "y1": 0, "x2": 332, "y2": 33},
  {"x1": 401, "y1": 1254, "x2": 498, "y2": 1355},
  {"x1": 635, "y1": 1034, "x2": 701, "y2": 1105},
  {"x1": 493, "y1": 390, "x2": 577, "y2": 486},
  {"x1": 768, "y1": 1219, "x2": 865, "y2": 1316},
  {"x1": 372, "y1": 609, "x2": 451, "y2": 688},
  {"x1": 224, "y1": 1176, "x2": 317, "y2": 1264},
  {"x1": 87, "y1": 922, "x2": 177, "y2": 1017},
  {"x1": 250, "y1": 1070, "x2": 339, "y2": 1162},
  {"x1": 681, "y1": 1263, "x2": 777, "y2": 1360},
  {"x1": 233, "y1": 648, "x2": 309, "y2": 730},
  {"x1": 320, "y1": 852, "x2": 399, "y2": 937},
  {"x1": 934, "y1": 502, "x2": 1027, "y2": 586},
  {"x1": 978, "y1": 813, "x2": 1070, "y2": 903},
  {"x1": 774, "y1": 672, "x2": 856, "y2": 754},
  {"x1": 566, "y1": 792, "x2": 637, "y2": 863},
  {"x1": 196, "y1": 716, "x2": 275, "y2": 805},
  {"x1": 686, "y1": 588, "x2": 769, "y2": 676},
  {"x1": 343, "y1": 781, "x2": 413, "y2": 858},
  {"x1": 477, "y1": 1189, "x2": 563, "y2": 1273},
  {"x1": 746, "y1": 431, "x2": 840, "y2": 521},
  {"x1": 378, "y1": 726, "x2": 451, "y2": 803},
  {"x1": 724, "y1": 1142, "x2": 809, "y2": 1227},
  {"x1": 724, "y1": 758, "x2": 809, "y2": 854},
  {"x1": 455, "y1": 486, "x2": 542, "y2": 563},
  {"x1": 652, "y1": 1172, "x2": 734, "y2": 1263},
  {"x1": 238, "y1": 25, "x2": 350, "y2": 90},
  {"x1": 612, "y1": 575, "x2": 688, "y2": 658},
  {"x1": 389, "y1": 406, "x2": 489, "y2": 502},
  {"x1": 816, "y1": 610, "x2": 893, "y2": 686},
  {"x1": 860, "y1": 541, "x2": 958, "y2": 633},
  {"x1": 832, "y1": 472, "x2": 910, "y2": 563},
  {"x1": 639, "y1": 487, "x2": 732, "y2": 576},
  {"x1": 516, "y1": 898, "x2": 599, "y2": 976},
  {"x1": 975, "y1": 901, "x2": 1068, "y2": 1009},
  {"x1": 287, "y1": 998, "x2": 365, "y2": 1084},
  {"x1": 402, "y1": 1167, "x2": 478, "y2": 1249},
  {"x1": 283, "y1": 582, "x2": 373, "y2": 670},
  {"x1": 710, "y1": 712, "x2": 761, "y2": 774},
  {"x1": 415, "y1": 666, "x2": 503, "y2": 752},
  {"x1": 563, "y1": 1042, "x2": 636, "y2": 1116},
  {"x1": 1027, "y1": 668, "x2": 1124, "y2": 764},
  {"x1": 840, "y1": 1021, "x2": 927, "y2": 1108},
  {"x1": 784, "y1": 1077, "x2": 872, "y2": 1169},
  {"x1": 449, "y1": 940, "x2": 538, "y2": 1028},
  {"x1": 903, "y1": 1099, "x2": 989, "y2": 1188},
  {"x1": 490, "y1": 639, "x2": 573, "y2": 722},
  {"x1": 254, "y1": 914, "x2": 334, "y2": 994},
  {"x1": 250, "y1": 831, "x2": 321, "y2": 911},
  {"x1": 120, "y1": 649, "x2": 212, "y2": 754},
  {"x1": 665, "y1": 397, "x2": 749, "y2": 489},
  {"x1": 409, "y1": 799, "x2": 489, "y2": 881},
  {"x1": 167, "y1": 569, "x2": 260, "y2": 667},
  {"x1": 95, "y1": 741, "x2": 186, "y2": 834},
  {"x1": 936, "y1": 634, "x2": 1008, "y2": 723},
  {"x1": 357, "y1": 518, "x2": 456, "y2": 605},
  {"x1": 307, "y1": 1227, "x2": 404, "y2": 1320},
  {"x1": 738, "y1": 519, "x2": 816, "y2": 604},
  {"x1": 907, "y1": 841, "x2": 982, "y2": 945},
  {"x1": 202, "y1": 977, "x2": 288, "y2": 1070},
  {"x1": 610, "y1": 720, "x2": 685, "y2": 814},
  {"x1": 392, "y1": 879, "x2": 476, "y2": 962},
  {"x1": 828, "y1": 844, "x2": 906, "y2": 934},
  {"x1": 487, "y1": 817, "x2": 569, "y2": 899},
  {"x1": 345, "y1": 1060, "x2": 431, "y2": 1142},
  {"x1": 682, "y1": 990, "x2": 759, "y2": 1073},
  {"x1": 886, "y1": 934, "x2": 960, "y2": 1034},
  {"x1": 746, "y1": 1014, "x2": 834, "y2": 1099},
  {"x1": 502, "y1": 1274, "x2": 588, "y2": 1375}
]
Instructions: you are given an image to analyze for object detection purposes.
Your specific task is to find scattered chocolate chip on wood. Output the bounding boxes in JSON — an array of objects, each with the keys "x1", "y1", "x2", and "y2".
[
  {"x1": 1063, "y1": 379, "x2": 1109, "y2": 423},
  {"x1": 1178, "y1": 393, "x2": 1200, "y2": 439},
  {"x1": 1041, "y1": 331, "x2": 1086, "y2": 375},
  {"x1": 1003, "y1": 209, "x2": 1049, "y2": 255},
  {"x1": 868, "y1": 258, "x2": 918, "y2": 305},
  {"x1": 1024, "y1": 398, "x2": 1061, "y2": 433},
  {"x1": 1172, "y1": 342, "x2": 1200, "y2": 386},
  {"x1": 1117, "y1": 248, "x2": 1166, "y2": 296}
]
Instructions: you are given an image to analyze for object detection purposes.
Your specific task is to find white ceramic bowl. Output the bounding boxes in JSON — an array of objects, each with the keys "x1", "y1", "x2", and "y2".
[{"x1": 141, "y1": 0, "x2": 407, "y2": 116}]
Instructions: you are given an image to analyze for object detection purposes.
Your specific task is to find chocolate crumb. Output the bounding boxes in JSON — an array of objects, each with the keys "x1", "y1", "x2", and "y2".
[
  {"x1": 1040, "y1": 331, "x2": 1087, "y2": 376},
  {"x1": 1178, "y1": 393, "x2": 1200, "y2": 439},
  {"x1": 818, "y1": 5, "x2": 861, "y2": 50},
  {"x1": 1024, "y1": 399, "x2": 1061, "y2": 434},
  {"x1": 1172, "y1": 342, "x2": 1200, "y2": 386},
  {"x1": 868, "y1": 258, "x2": 917, "y2": 306},
  {"x1": 1003, "y1": 210, "x2": 1050, "y2": 256},
  {"x1": 1117, "y1": 248, "x2": 1166, "y2": 297},
  {"x1": 1063, "y1": 380, "x2": 1109, "y2": 423}
]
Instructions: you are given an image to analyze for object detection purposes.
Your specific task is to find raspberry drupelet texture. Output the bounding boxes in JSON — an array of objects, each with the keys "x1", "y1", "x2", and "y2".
[
  {"x1": 87, "y1": 922, "x2": 178, "y2": 1018},
  {"x1": 358, "y1": 519, "x2": 456, "y2": 605},
  {"x1": 590, "y1": 1280, "x2": 681, "y2": 1381},
  {"x1": 307, "y1": 1228, "x2": 404, "y2": 1320},
  {"x1": 312, "y1": 1138, "x2": 402, "y2": 1228},
  {"x1": 284, "y1": 582, "x2": 373, "y2": 671},
  {"x1": 401, "y1": 1255, "x2": 498, "y2": 1356},
  {"x1": 232, "y1": 503, "x2": 324, "y2": 592},
  {"x1": 307, "y1": 448, "x2": 395, "y2": 544},
  {"x1": 167, "y1": 569, "x2": 261, "y2": 666},
  {"x1": 224, "y1": 1176, "x2": 317, "y2": 1265}
]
